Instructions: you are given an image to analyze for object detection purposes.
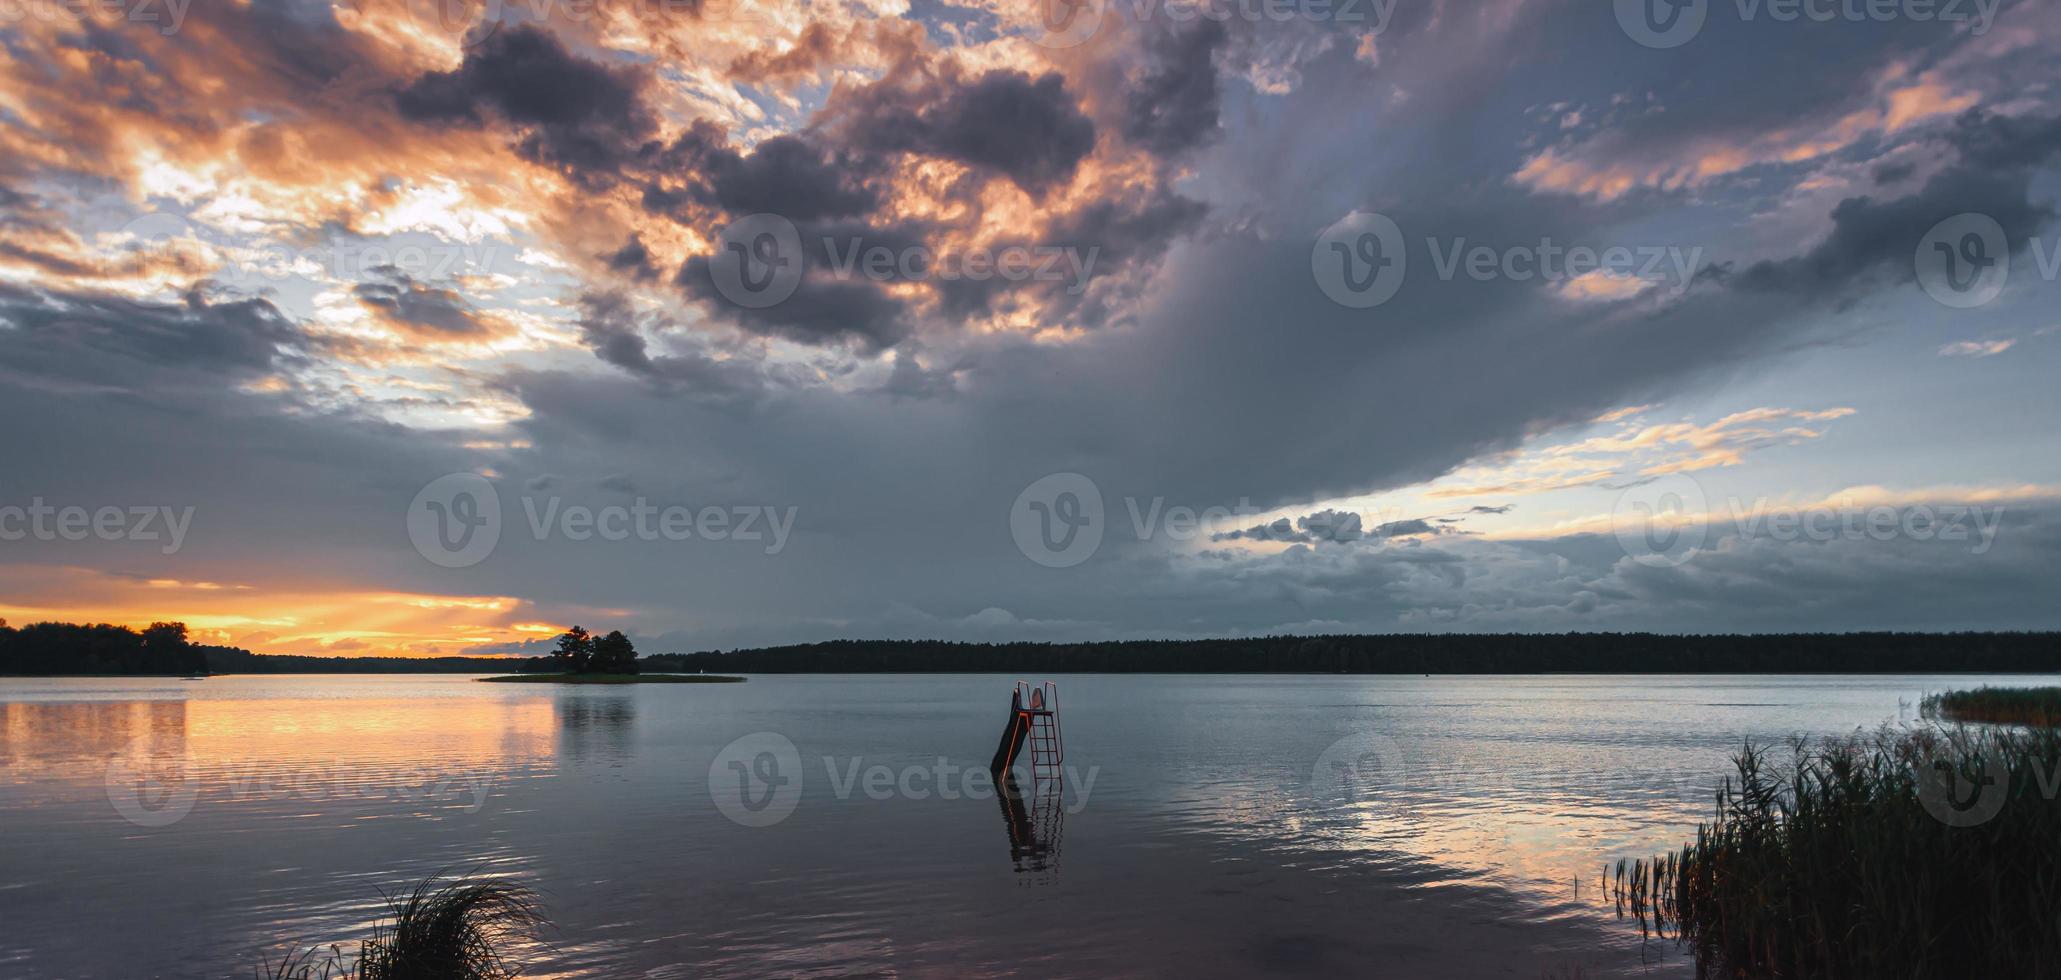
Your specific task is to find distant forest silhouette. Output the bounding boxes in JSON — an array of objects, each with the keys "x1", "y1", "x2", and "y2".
[
  {"x1": 651, "y1": 633, "x2": 2061, "y2": 675},
  {"x1": 0, "y1": 620, "x2": 219, "y2": 675},
  {"x1": 5, "y1": 621, "x2": 2059, "y2": 675}
]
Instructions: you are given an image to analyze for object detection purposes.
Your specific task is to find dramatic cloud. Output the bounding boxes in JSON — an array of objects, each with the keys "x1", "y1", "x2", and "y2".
[
  {"x1": 835, "y1": 69, "x2": 1097, "y2": 197},
  {"x1": 397, "y1": 24, "x2": 659, "y2": 188}
]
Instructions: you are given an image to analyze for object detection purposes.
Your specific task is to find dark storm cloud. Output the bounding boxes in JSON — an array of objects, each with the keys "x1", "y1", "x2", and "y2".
[
  {"x1": 352, "y1": 268, "x2": 504, "y2": 339},
  {"x1": 619, "y1": 63, "x2": 1182, "y2": 349},
  {"x1": 1122, "y1": 20, "x2": 1226, "y2": 156},
  {"x1": 841, "y1": 70, "x2": 1095, "y2": 197},
  {"x1": 1214, "y1": 510, "x2": 1367, "y2": 545},
  {"x1": 605, "y1": 236, "x2": 657, "y2": 280},
  {"x1": 1213, "y1": 512, "x2": 1456, "y2": 546},
  {"x1": 1730, "y1": 113, "x2": 2061, "y2": 297},
  {"x1": 1215, "y1": 516, "x2": 1307, "y2": 543},
  {"x1": 928, "y1": 186, "x2": 1205, "y2": 326},
  {"x1": 570, "y1": 291, "x2": 770, "y2": 401},
  {"x1": 397, "y1": 24, "x2": 657, "y2": 187},
  {"x1": 675, "y1": 253, "x2": 911, "y2": 350},
  {"x1": 1871, "y1": 160, "x2": 1916, "y2": 185},
  {"x1": 647, "y1": 124, "x2": 879, "y2": 222},
  {"x1": 878, "y1": 346, "x2": 964, "y2": 400},
  {"x1": 0, "y1": 285, "x2": 305, "y2": 387},
  {"x1": 1944, "y1": 108, "x2": 2061, "y2": 171},
  {"x1": 1372, "y1": 519, "x2": 1443, "y2": 539}
]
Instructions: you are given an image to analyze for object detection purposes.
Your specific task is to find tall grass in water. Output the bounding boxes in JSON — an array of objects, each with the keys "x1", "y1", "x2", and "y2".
[
  {"x1": 1922, "y1": 685, "x2": 2061, "y2": 727},
  {"x1": 1610, "y1": 725, "x2": 2061, "y2": 979},
  {"x1": 263, "y1": 876, "x2": 546, "y2": 979}
]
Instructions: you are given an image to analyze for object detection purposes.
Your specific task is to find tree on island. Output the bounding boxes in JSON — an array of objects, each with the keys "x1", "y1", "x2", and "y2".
[
  {"x1": 551, "y1": 626, "x2": 594, "y2": 673},
  {"x1": 548, "y1": 626, "x2": 640, "y2": 674},
  {"x1": 592, "y1": 630, "x2": 639, "y2": 674}
]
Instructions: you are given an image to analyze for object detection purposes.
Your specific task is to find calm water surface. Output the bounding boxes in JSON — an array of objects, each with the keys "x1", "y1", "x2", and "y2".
[{"x1": 1, "y1": 672, "x2": 2039, "y2": 978}]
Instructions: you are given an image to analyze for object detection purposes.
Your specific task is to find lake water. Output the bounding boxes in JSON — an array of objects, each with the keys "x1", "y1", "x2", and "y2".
[{"x1": 0, "y1": 672, "x2": 2040, "y2": 978}]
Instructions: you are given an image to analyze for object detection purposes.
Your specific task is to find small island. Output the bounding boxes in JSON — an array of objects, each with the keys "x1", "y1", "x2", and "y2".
[{"x1": 477, "y1": 626, "x2": 744, "y2": 684}]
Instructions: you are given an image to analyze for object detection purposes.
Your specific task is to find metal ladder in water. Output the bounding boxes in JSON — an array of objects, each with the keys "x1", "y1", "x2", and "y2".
[{"x1": 1017, "y1": 680, "x2": 1064, "y2": 783}]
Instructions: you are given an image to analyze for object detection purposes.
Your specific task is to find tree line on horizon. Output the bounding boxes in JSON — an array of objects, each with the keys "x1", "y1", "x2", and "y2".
[
  {"x1": 0, "y1": 620, "x2": 216, "y2": 676},
  {"x1": 648, "y1": 632, "x2": 2061, "y2": 675}
]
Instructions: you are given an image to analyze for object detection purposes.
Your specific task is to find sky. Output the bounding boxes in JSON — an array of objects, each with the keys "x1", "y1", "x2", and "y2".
[{"x1": 1, "y1": 0, "x2": 2059, "y2": 656}]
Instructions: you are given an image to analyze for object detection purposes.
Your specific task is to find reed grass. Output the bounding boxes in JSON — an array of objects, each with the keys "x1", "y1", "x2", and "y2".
[
  {"x1": 1922, "y1": 685, "x2": 2061, "y2": 727},
  {"x1": 1609, "y1": 725, "x2": 2061, "y2": 979},
  {"x1": 262, "y1": 875, "x2": 546, "y2": 980}
]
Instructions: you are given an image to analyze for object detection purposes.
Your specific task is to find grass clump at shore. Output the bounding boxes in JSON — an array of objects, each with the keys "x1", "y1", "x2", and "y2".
[
  {"x1": 264, "y1": 876, "x2": 546, "y2": 979},
  {"x1": 1923, "y1": 685, "x2": 2061, "y2": 726},
  {"x1": 1609, "y1": 725, "x2": 2061, "y2": 979},
  {"x1": 476, "y1": 672, "x2": 745, "y2": 684}
]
